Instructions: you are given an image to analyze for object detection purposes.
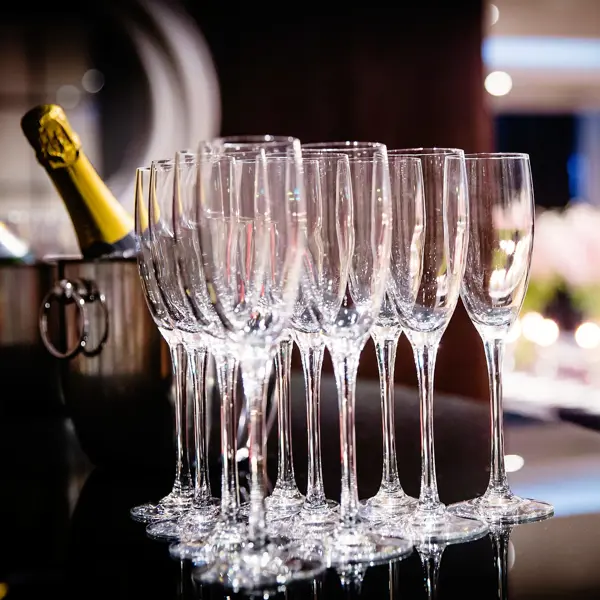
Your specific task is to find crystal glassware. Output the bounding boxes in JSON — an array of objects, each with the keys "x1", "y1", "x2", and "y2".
[
  {"x1": 288, "y1": 152, "x2": 353, "y2": 536},
  {"x1": 449, "y1": 153, "x2": 554, "y2": 524},
  {"x1": 210, "y1": 136, "x2": 305, "y2": 518},
  {"x1": 142, "y1": 159, "x2": 219, "y2": 541},
  {"x1": 387, "y1": 148, "x2": 487, "y2": 543},
  {"x1": 359, "y1": 155, "x2": 426, "y2": 522},
  {"x1": 130, "y1": 167, "x2": 194, "y2": 524},
  {"x1": 190, "y1": 148, "x2": 326, "y2": 591},
  {"x1": 301, "y1": 141, "x2": 413, "y2": 566},
  {"x1": 169, "y1": 150, "x2": 245, "y2": 557}
]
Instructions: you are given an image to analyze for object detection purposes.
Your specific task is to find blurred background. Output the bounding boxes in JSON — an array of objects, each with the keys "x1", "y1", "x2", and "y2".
[{"x1": 1, "y1": 0, "x2": 600, "y2": 406}]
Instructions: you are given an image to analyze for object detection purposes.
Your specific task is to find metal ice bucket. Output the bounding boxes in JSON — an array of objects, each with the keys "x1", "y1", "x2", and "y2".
[{"x1": 38, "y1": 256, "x2": 173, "y2": 470}]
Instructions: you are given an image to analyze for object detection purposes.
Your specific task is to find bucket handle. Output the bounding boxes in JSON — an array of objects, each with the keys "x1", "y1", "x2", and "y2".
[{"x1": 39, "y1": 278, "x2": 109, "y2": 360}]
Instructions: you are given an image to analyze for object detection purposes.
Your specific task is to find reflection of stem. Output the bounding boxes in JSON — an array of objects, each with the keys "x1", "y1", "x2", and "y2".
[
  {"x1": 490, "y1": 525, "x2": 512, "y2": 600},
  {"x1": 417, "y1": 543, "x2": 445, "y2": 600},
  {"x1": 177, "y1": 560, "x2": 195, "y2": 599},
  {"x1": 389, "y1": 559, "x2": 402, "y2": 600},
  {"x1": 338, "y1": 563, "x2": 366, "y2": 598}
]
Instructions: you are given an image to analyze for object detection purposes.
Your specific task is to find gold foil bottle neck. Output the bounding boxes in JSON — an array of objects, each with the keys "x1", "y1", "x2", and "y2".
[{"x1": 21, "y1": 104, "x2": 82, "y2": 169}]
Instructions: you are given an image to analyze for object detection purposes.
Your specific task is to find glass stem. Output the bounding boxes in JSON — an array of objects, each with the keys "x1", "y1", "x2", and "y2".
[
  {"x1": 215, "y1": 354, "x2": 240, "y2": 522},
  {"x1": 419, "y1": 548, "x2": 443, "y2": 600},
  {"x1": 413, "y1": 342, "x2": 441, "y2": 511},
  {"x1": 241, "y1": 356, "x2": 272, "y2": 548},
  {"x1": 483, "y1": 337, "x2": 511, "y2": 498},
  {"x1": 189, "y1": 346, "x2": 211, "y2": 505},
  {"x1": 170, "y1": 343, "x2": 193, "y2": 498},
  {"x1": 296, "y1": 332, "x2": 326, "y2": 507},
  {"x1": 331, "y1": 348, "x2": 361, "y2": 527},
  {"x1": 372, "y1": 328, "x2": 402, "y2": 496},
  {"x1": 273, "y1": 336, "x2": 299, "y2": 493},
  {"x1": 492, "y1": 528, "x2": 511, "y2": 600}
]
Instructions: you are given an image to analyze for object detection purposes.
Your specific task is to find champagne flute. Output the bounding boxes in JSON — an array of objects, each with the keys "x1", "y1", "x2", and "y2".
[
  {"x1": 169, "y1": 151, "x2": 245, "y2": 558},
  {"x1": 288, "y1": 152, "x2": 351, "y2": 535},
  {"x1": 211, "y1": 136, "x2": 305, "y2": 518},
  {"x1": 144, "y1": 159, "x2": 219, "y2": 541},
  {"x1": 130, "y1": 167, "x2": 194, "y2": 524},
  {"x1": 449, "y1": 153, "x2": 554, "y2": 524},
  {"x1": 192, "y1": 149, "x2": 326, "y2": 591},
  {"x1": 360, "y1": 155, "x2": 425, "y2": 522},
  {"x1": 387, "y1": 148, "x2": 487, "y2": 543},
  {"x1": 302, "y1": 141, "x2": 413, "y2": 566}
]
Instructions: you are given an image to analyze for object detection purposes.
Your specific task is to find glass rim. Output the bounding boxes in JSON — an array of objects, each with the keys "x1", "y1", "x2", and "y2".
[
  {"x1": 388, "y1": 147, "x2": 464, "y2": 156},
  {"x1": 464, "y1": 152, "x2": 529, "y2": 160},
  {"x1": 302, "y1": 141, "x2": 386, "y2": 151},
  {"x1": 211, "y1": 135, "x2": 300, "y2": 146},
  {"x1": 387, "y1": 155, "x2": 425, "y2": 163},
  {"x1": 152, "y1": 158, "x2": 175, "y2": 167}
]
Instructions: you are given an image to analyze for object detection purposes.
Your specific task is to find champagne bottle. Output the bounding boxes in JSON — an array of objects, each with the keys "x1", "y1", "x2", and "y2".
[
  {"x1": 0, "y1": 221, "x2": 35, "y2": 264},
  {"x1": 21, "y1": 104, "x2": 136, "y2": 259}
]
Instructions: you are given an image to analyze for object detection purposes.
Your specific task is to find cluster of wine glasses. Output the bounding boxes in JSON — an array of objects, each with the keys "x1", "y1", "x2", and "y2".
[{"x1": 131, "y1": 135, "x2": 554, "y2": 593}]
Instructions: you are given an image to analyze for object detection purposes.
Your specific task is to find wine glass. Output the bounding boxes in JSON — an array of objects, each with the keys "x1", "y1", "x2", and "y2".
[
  {"x1": 144, "y1": 159, "x2": 219, "y2": 541},
  {"x1": 210, "y1": 136, "x2": 305, "y2": 518},
  {"x1": 288, "y1": 152, "x2": 351, "y2": 536},
  {"x1": 130, "y1": 167, "x2": 194, "y2": 525},
  {"x1": 169, "y1": 151, "x2": 245, "y2": 558},
  {"x1": 191, "y1": 149, "x2": 326, "y2": 591},
  {"x1": 359, "y1": 155, "x2": 424, "y2": 523},
  {"x1": 449, "y1": 153, "x2": 554, "y2": 524},
  {"x1": 302, "y1": 141, "x2": 413, "y2": 566},
  {"x1": 387, "y1": 148, "x2": 487, "y2": 543}
]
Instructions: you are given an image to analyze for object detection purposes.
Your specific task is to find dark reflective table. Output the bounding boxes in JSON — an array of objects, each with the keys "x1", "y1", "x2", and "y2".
[{"x1": 2, "y1": 374, "x2": 600, "y2": 599}]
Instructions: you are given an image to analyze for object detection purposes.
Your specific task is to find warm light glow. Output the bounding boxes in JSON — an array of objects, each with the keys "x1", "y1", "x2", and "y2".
[
  {"x1": 485, "y1": 71, "x2": 513, "y2": 96},
  {"x1": 489, "y1": 4, "x2": 500, "y2": 26},
  {"x1": 575, "y1": 321, "x2": 600, "y2": 349},
  {"x1": 538, "y1": 318, "x2": 560, "y2": 347},
  {"x1": 505, "y1": 454, "x2": 525, "y2": 473},
  {"x1": 521, "y1": 312, "x2": 544, "y2": 342},
  {"x1": 521, "y1": 312, "x2": 559, "y2": 347},
  {"x1": 506, "y1": 319, "x2": 521, "y2": 343},
  {"x1": 500, "y1": 238, "x2": 516, "y2": 255}
]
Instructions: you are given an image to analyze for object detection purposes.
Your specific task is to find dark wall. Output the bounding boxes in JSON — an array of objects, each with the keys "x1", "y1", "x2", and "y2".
[
  {"x1": 190, "y1": 3, "x2": 491, "y2": 400},
  {"x1": 496, "y1": 115, "x2": 575, "y2": 209}
]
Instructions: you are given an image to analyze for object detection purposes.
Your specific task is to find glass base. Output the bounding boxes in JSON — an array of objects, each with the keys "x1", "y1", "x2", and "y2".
[
  {"x1": 403, "y1": 504, "x2": 489, "y2": 544},
  {"x1": 193, "y1": 538, "x2": 326, "y2": 593},
  {"x1": 287, "y1": 500, "x2": 339, "y2": 538},
  {"x1": 170, "y1": 518, "x2": 246, "y2": 561},
  {"x1": 325, "y1": 523, "x2": 413, "y2": 567},
  {"x1": 177, "y1": 500, "x2": 220, "y2": 539},
  {"x1": 146, "y1": 518, "x2": 183, "y2": 542},
  {"x1": 449, "y1": 493, "x2": 554, "y2": 525},
  {"x1": 130, "y1": 491, "x2": 193, "y2": 523},
  {"x1": 359, "y1": 490, "x2": 418, "y2": 522},
  {"x1": 240, "y1": 501, "x2": 291, "y2": 524},
  {"x1": 265, "y1": 486, "x2": 305, "y2": 517},
  {"x1": 146, "y1": 498, "x2": 217, "y2": 542}
]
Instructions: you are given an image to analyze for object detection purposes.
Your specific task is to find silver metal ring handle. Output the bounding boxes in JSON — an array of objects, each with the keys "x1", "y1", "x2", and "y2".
[
  {"x1": 39, "y1": 278, "x2": 110, "y2": 360},
  {"x1": 39, "y1": 279, "x2": 89, "y2": 360},
  {"x1": 80, "y1": 280, "x2": 109, "y2": 358}
]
